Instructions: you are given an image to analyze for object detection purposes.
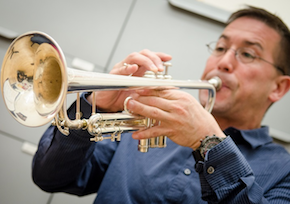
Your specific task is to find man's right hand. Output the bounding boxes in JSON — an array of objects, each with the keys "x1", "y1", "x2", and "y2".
[{"x1": 87, "y1": 49, "x2": 172, "y2": 112}]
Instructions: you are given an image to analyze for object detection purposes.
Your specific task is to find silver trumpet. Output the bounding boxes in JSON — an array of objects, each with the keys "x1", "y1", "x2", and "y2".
[{"x1": 1, "y1": 31, "x2": 221, "y2": 152}]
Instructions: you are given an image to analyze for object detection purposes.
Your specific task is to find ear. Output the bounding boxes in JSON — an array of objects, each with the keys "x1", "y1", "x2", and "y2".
[{"x1": 269, "y1": 76, "x2": 290, "y2": 102}]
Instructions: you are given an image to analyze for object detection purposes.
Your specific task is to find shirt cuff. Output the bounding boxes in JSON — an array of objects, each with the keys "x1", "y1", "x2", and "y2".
[{"x1": 198, "y1": 136, "x2": 253, "y2": 200}]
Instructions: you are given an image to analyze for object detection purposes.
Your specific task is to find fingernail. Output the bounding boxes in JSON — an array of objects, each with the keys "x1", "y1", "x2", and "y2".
[
  {"x1": 150, "y1": 64, "x2": 158, "y2": 72},
  {"x1": 132, "y1": 132, "x2": 140, "y2": 139},
  {"x1": 128, "y1": 99, "x2": 135, "y2": 108},
  {"x1": 130, "y1": 92, "x2": 139, "y2": 98},
  {"x1": 158, "y1": 64, "x2": 164, "y2": 71},
  {"x1": 135, "y1": 89, "x2": 145, "y2": 95}
]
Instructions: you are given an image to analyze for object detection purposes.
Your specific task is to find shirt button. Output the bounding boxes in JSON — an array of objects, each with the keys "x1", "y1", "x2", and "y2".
[
  {"x1": 184, "y1": 168, "x2": 191, "y2": 175},
  {"x1": 207, "y1": 166, "x2": 215, "y2": 174}
]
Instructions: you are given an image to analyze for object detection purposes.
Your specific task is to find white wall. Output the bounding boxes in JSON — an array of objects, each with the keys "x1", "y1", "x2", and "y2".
[{"x1": 201, "y1": 0, "x2": 290, "y2": 25}]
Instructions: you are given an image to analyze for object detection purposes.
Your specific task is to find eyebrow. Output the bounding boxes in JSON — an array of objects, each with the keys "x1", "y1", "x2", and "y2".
[{"x1": 218, "y1": 35, "x2": 264, "y2": 50}]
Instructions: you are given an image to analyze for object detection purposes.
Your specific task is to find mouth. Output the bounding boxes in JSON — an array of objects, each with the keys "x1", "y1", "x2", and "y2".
[{"x1": 207, "y1": 75, "x2": 232, "y2": 92}]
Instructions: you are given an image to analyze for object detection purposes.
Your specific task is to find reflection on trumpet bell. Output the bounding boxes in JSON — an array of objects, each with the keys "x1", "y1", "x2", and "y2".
[
  {"x1": 1, "y1": 31, "x2": 66, "y2": 127},
  {"x1": 1, "y1": 31, "x2": 222, "y2": 153}
]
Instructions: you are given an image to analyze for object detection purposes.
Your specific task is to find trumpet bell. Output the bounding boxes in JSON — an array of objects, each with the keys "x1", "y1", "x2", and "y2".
[{"x1": 1, "y1": 31, "x2": 67, "y2": 127}]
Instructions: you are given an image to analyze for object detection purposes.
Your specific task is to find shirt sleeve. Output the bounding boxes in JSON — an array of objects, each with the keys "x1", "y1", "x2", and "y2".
[
  {"x1": 196, "y1": 137, "x2": 290, "y2": 204},
  {"x1": 32, "y1": 93, "x2": 118, "y2": 196}
]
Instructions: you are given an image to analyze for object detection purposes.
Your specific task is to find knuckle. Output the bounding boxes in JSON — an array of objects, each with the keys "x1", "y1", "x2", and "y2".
[
  {"x1": 151, "y1": 108, "x2": 160, "y2": 118},
  {"x1": 149, "y1": 128, "x2": 159, "y2": 137},
  {"x1": 127, "y1": 52, "x2": 139, "y2": 60},
  {"x1": 147, "y1": 97, "x2": 157, "y2": 105},
  {"x1": 166, "y1": 129, "x2": 174, "y2": 137},
  {"x1": 171, "y1": 103, "x2": 186, "y2": 115},
  {"x1": 139, "y1": 49, "x2": 151, "y2": 55}
]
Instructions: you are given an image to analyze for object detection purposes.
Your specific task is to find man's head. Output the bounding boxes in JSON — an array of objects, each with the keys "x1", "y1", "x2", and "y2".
[
  {"x1": 199, "y1": 6, "x2": 290, "y2": 130},
  {"x1": 227, "y1": 6, "x2": 290, "y2": 76}
]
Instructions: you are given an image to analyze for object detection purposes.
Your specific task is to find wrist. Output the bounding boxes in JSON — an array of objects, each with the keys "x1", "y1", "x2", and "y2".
[
  {"x1": 192, "y1": 131, "x2": 226, "y2": 151},
  {"x1": 193, "y1": 134, "x2": 227, "y2": 161},
  {"x1": 86, "y1": 93, "x2": 93, "y2": 104}
]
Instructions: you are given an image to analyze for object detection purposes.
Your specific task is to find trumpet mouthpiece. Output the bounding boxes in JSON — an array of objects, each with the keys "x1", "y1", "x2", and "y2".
[{"x1": 208, "y1": 77, "x2": 222, "y2": 91}]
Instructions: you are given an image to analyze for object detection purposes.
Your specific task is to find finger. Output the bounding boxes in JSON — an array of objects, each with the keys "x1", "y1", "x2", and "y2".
[
  {"x1": 132, "y1": 125, "x2": 169, "y2": 140},
  {"x1": 134, "y1": 89, "x2": 180, "y2": 100},
  {"x1": 131, "y1": 90, "x2": 201, "y2": 114},
  {"x1": 130, "y1": 94, "x2": 173, "y2": 112},
  {"x1": 111, "y1": 50, "x2": 172, "y2": 76},
  {"x1": 139, "y1": 49, "x2": 172, "y2": 72},
  {"x1": 155, "y1": 52, "x2": 172, "y2": 62},
  {"x1": 126, "y1": 98, "x2": 170, "y2": 121},
  {"x1": 110, "y1": 63, "x2": 139, "y2": 75},
  {"x1": 125, "y1": 51, "x2": 160, "y2": 73}
]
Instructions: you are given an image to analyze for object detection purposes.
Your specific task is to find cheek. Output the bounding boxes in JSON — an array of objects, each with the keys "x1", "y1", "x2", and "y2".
[
  {"x1": 233, "y1": 68, "x2": 272, "y2": 103},
  {"x1": 201, "y1": 57, "x2": 216, "y2": 79},
  {"x1": 238, "y1": 68, "x2": 266, "y2": 92}
]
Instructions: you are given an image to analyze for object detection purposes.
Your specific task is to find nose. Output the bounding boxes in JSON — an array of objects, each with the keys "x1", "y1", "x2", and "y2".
[{"x1": 217, "y1": 49, "x2": 237, "y2": 73}]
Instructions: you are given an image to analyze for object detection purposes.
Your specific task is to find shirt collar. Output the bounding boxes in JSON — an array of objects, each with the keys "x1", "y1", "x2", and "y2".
[{"x1": 224, "y1": 126, "x2": 273, "y2": 149}]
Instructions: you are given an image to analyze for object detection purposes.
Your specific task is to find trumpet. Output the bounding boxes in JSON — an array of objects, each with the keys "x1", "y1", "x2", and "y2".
[{"x1": 1, "y1": 31, "x2": 221, "y2": 152}]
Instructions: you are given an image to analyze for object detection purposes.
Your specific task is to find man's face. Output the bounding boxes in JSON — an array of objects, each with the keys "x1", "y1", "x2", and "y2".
[{"x1": 199, "y1": 17, "x2": 281, "y2": 121}]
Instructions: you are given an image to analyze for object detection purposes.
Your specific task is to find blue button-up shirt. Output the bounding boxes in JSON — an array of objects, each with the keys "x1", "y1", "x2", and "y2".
[{"x1": 32, "y1": 94, "x2": 290, "y2": 203}]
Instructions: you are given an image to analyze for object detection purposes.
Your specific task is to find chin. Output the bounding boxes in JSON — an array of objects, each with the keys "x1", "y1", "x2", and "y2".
[{"x1": 199, "y1": 90, "x2": 230, "y2": 113}]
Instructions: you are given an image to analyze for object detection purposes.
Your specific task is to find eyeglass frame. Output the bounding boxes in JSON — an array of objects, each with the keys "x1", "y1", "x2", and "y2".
[{"x1": 206, "y1": 41, "x2": 286, "y2": 75}]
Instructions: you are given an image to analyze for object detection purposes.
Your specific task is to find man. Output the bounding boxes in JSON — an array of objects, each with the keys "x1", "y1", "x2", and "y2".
[{"x1": 32, "y1": 6, "x2": 290, "y2": 203}]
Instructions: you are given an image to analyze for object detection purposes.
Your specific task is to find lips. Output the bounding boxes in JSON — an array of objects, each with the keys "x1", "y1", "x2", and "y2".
[
  {"x1": 220, "y1": 81, "x2": 230, "y2": 90},
  {"x1": 206, "y1": 74, "x2": 234, "y2": 91}
]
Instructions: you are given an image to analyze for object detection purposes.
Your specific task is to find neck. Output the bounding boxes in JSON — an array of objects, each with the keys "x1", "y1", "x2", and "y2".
[
  {"x1": 213, "y1": 113, "x2": 263, "y2": 131},
  {"x1": 210, "y1": 100, "x2": 271, "y2": 131}
]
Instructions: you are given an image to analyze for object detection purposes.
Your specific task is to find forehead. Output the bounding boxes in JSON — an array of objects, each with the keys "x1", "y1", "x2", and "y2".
[{"x1": 221, "y1": 17, "x2": 281, "y2": 52}]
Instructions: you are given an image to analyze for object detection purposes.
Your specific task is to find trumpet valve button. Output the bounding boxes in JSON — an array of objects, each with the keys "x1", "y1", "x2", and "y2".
[
  {"x1": 144, "y1": 71, "x2": 156, "y2": 78},
  {"x1": 156, "y1": 72, "x2": 164, "y2": 79},
  {"x1": 163, "y1": 62, "x2": 172, "y2": 67},
  {"x1": 164, "y1": 75, "x2": 172, "y2": 80}
]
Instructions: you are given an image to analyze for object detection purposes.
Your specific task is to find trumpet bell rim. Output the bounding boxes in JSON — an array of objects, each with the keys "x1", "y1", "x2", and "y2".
[{"x1": 1, "y1": 31, "x2": 67, "y2": 127}]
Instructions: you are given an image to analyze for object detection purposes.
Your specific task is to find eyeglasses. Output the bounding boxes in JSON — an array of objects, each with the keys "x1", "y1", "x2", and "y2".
[{"x1": 206, "y1": 42, "x2": 286, "y2": 75}]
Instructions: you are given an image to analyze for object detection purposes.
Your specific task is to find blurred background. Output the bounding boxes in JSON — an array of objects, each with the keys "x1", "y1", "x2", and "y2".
[{"x1": 0, "y1": 0, "x2": 289, "y2": 203}]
